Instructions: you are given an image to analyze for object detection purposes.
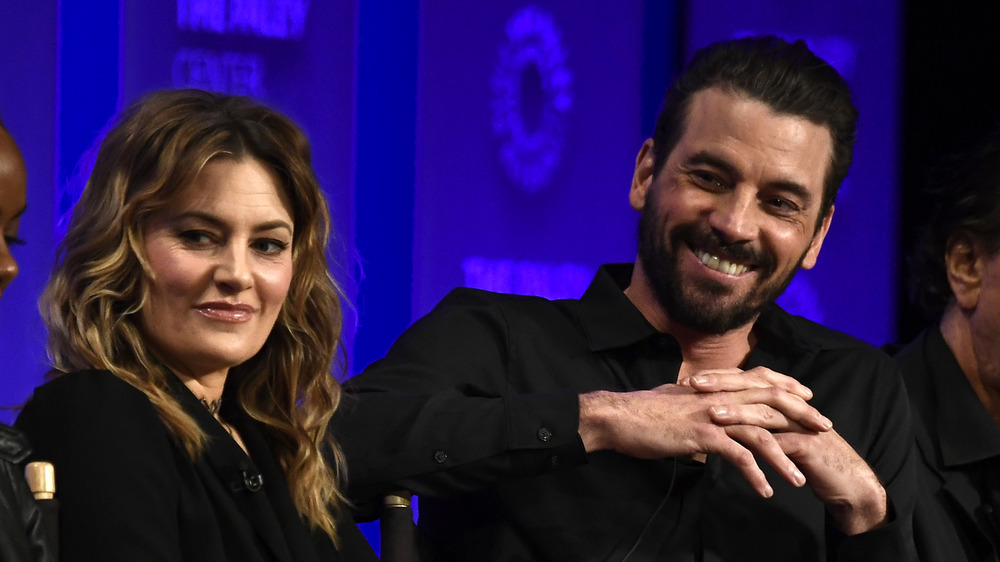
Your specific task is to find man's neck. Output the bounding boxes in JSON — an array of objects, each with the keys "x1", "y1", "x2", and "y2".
[
  {"x1": 625, "y1": 259, "x2": 755, "y2": 381},
  {"x1": 940, "y1": 304, "x2": 1000, "y2": 426}
]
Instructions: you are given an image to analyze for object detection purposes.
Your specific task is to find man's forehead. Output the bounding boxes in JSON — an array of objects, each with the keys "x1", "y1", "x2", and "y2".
[
  {"x1": 685, "y1": 87, "x2": 834, "y2": 137},
  {"x1": 676, "y1": 88, "x2": 833, "y2": 186}
]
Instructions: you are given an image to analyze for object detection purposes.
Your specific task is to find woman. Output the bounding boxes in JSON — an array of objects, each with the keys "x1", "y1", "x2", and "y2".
[
  {"x1": 0, "y1": 120, "x2": 54, "y2": 562},
  {"x1": 16, "y1": 90, "x2": 377, "y2": 561}
]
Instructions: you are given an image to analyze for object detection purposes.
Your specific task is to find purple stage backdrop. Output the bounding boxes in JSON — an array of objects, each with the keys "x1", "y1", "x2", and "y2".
[
  {"x1": 0, "y1": 2, "x2": 59, "y2": 423},
  {"x1": 2, "y1": 0, "x2": 900, "y2": 477},
  {"x1": 411, "y1": 2, "x2": 645, "y2": 320},
  {"x1": 1, "y1": 0, "x2": 902, "y2": 554},
  {"x1": 411, "y1": 0, "x2": 900, "y2": 347}
]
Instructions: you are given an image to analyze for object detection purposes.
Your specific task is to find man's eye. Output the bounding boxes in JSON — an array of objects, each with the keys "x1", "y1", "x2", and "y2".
[
  {"x1": 4, "y1": 235, "x2": 26, "y2": 247},
  {"x1": 691, "y1": 171, "x2": 724, "y2": 188},
  {"x1": 765, "y1": 197, "x2": 798, "y2": 213}
]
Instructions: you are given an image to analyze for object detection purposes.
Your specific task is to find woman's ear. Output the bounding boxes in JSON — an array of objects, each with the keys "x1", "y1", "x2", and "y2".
[{"x1": 945, "y1": 231, "x2": 984, "y2": 310}]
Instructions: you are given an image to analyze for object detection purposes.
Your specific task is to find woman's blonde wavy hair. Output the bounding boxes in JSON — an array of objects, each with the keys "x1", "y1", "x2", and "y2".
[{"x1": 41, "y1": 89, "x2": 348, "y2": 541}]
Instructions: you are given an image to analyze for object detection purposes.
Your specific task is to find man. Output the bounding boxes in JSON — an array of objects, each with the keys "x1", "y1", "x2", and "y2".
[
  {"x1": 338, "y1": 36, "x2": 916, "y2": 560},
  {"x1": 894, "y1": 129, "x2": 1000, "y2": 561}
]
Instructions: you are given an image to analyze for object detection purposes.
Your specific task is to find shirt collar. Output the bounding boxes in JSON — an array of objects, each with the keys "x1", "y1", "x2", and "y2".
[
  {"x1": 925, "y1": 326, "x2": 1000, "y2": 467},
  {"x1": 577, "y1": 263, "x2": 660, "y2": 352},
  {"x1": 576, "y1": 264, "x2": 829, "y2": 357},
  {"x1": 752, "y1": 304, "x2": 826, "y2": 354}
]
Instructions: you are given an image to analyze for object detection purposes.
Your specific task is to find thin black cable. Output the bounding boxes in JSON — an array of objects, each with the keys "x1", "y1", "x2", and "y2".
[{"x1": 620, "y1": 457, "x2": 679, "y2": 561}]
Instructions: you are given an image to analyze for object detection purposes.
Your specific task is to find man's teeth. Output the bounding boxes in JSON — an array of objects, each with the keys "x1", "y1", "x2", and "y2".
[{"x1": 696, "y1": 250, "x2": 749, "y2": 275}]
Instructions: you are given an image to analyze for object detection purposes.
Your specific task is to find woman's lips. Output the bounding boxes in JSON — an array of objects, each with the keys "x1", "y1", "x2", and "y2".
[{"x1": 195, "y1": 302, "x2": 255, "y2": 322}]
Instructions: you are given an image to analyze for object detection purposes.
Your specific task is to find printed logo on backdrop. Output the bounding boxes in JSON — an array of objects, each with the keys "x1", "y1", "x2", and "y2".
[
  {"x1": 172, "y1": 0, "x2": 311, "y2": 96},
  {"x1": 55, "y1": 0, "x2": 312, "y2": 232},
  {"x1": 490, "y1": 5, "x2": 573, "y2": 193}
]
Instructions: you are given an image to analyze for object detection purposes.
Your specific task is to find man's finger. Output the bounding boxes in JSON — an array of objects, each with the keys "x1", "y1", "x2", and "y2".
[
  {"x1": 708, "y1": 390, "x2": 833, "y2": 432},
  {"x1": 687, "y1": 367, "x2": 814, "y2": 400},
  {"x1": 725, "y1": 425, "x2": 807, "y2": 489},
  {"x1": 706, "y1": 432, "x2": 775, "y2": 498}
]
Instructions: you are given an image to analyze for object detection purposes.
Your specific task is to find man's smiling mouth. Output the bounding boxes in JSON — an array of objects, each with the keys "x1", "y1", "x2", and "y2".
[{"x1": 694, "y1": 249, "x2": 751, "y2": 276}]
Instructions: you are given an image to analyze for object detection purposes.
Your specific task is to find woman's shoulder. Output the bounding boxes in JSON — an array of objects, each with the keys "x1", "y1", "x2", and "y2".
[
  {"x1": 16, "y1": 370, "x2": 168, "y2": 453},
  {"x1": 26, "y1": 369, "x2": 163, "y2": 419},
  {"x1": 30, "y1": 369, "x2": 146, "y2": 402}
]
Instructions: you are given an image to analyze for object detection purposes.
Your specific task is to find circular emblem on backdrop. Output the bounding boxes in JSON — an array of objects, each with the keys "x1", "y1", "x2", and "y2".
[{"x1": 490, "y1": 5, "x2": 573, "y2": 193}]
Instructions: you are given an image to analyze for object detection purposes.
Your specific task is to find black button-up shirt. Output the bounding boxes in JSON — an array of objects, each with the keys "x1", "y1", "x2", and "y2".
[
  {"x1": 896, "y1": 326, "x2": 1000, "y2": 561},
  {"x1": 340, "y1": 264, "x2": 917, "y2": 561}
]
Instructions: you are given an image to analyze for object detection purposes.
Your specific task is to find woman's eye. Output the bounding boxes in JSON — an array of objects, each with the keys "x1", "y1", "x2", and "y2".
[
  {"x1": 253, "y1": 239, "x2": 289, "y2": 254},
  {"x1": 178, "y1": 230, "x2": 214, "y2": 245}
]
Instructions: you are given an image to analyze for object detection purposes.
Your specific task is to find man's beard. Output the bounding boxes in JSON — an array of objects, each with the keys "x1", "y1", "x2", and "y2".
[{"x1": 637, "y1": 204, "x2": 806, "y2": 334}]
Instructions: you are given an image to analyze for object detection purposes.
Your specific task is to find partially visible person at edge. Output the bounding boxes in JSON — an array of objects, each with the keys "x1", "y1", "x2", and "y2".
[
  {"x1": 15, "y1": 90, "x2": 377, "y2": 562},
  {"x1": 0, "y1": 119, "x2": 54, "y2": 562},
  {"x1": 334, "y1": 35, "x2": 919, "y2": 561},
  {"x1": 893, "y1": 127, "x2": 1000, "y2": 561}
]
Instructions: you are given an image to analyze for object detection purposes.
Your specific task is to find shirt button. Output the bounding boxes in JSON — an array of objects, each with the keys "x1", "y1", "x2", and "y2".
[
  {"x1": 243, "y1": 472, "x2": 264, "y2": 492},
  {"x1": 433, "y1": 450, "x2": 448, "y2": 464},
  {"x1": 550, "y1": 455, "x2": 560, "y2": 468},
  {"x1": 537, "y1": 427, "x2": 553, "y2": 442}
]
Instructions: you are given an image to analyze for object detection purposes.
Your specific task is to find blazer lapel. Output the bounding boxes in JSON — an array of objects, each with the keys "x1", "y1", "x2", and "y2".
[
  {"x1": 170, "y1": 375, "x2": 297, "y2": 562},
  {"x1": 228, "y1": 407, "x2": 328, "y2": 562}
]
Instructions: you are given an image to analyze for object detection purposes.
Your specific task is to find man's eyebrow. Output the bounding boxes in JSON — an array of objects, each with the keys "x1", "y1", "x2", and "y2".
[{"x1": 685, "y1": 151, "x2": 738, "y2": 177}]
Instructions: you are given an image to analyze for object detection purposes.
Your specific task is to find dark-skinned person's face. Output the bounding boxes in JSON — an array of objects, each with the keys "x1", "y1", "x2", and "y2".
[{"x1": 0, "y1": 128, "x2": 27, "y2": 298}]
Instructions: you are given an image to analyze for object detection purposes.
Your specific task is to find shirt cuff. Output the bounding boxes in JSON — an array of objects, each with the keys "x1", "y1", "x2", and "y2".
[
  {"x1": 505, "y1": 390, "x2": 588, "y2": 475},
  {"x1": 828, "y1": 500, "x2": 917, "y2": 561}
]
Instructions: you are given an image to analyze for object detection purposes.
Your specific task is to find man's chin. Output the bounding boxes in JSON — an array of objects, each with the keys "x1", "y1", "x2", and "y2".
[
  {"x1": 680, "y1": 309, "x2": 760, "y2": 334},
  {"x1": 660, "y1": 290, "x2": 769, "y2": 334}
]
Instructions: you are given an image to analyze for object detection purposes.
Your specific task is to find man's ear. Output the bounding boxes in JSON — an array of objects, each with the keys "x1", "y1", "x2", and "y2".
[
  {"x1": 630, "y1": 139, "x2": 656, "y2": 211},
  {"x1": 945, "y1": 231, "x2": 984, "y2": 310},
  {"x1": 800, "y1": 206, "x2": 834, "y2": 270}
]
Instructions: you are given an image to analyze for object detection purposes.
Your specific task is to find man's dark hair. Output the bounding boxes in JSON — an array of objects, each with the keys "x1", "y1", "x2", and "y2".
[
  {"x1": 909, "y1": 128, "x2": 1000, "y2": 316},
  {"x1": 651, "y1": 35, "x2": 858, "y2": 223}
]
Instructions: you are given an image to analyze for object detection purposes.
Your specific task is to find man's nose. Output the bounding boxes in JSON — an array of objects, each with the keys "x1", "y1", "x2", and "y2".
[{"x1": 708, "y1": 189, "x2": 758, "y2": 244}]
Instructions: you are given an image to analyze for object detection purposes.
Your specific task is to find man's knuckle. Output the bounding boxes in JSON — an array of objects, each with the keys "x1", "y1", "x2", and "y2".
[
  {"x1": 735, "y1": 448, "x2": 755, "y2": 466},
  {"x1": 750, "y1": 429, "x2": 773, "y2": 447},
  {"x1": 759, "y1": 405, "x2": 776, "y2": 421}
]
